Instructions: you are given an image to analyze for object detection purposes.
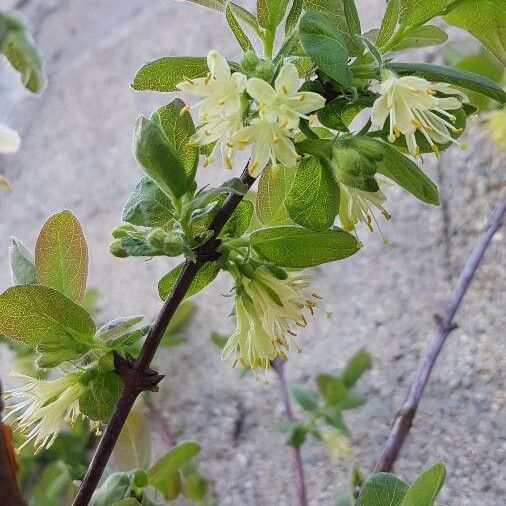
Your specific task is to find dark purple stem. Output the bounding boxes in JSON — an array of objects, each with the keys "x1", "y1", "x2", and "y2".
[
  {"x1": 374, "y1": 196, "x2": 506, "y2": 473},
  {"x1": 272, "y1": 358, "x2": 309, "y2": 506}
]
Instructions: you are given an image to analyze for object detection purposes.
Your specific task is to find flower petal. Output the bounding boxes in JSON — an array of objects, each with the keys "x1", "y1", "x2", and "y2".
[
  {"x1": 0, "y1": 124, "x2": 21, "y2": 154},
  {"x1": 275, "y1": 63, "x2": 299, "y2": 97}
]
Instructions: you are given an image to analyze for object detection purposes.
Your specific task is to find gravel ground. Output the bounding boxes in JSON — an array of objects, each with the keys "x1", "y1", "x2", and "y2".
[{"x1": 0, "y1": 1, "x2": 504, "y2": 505}]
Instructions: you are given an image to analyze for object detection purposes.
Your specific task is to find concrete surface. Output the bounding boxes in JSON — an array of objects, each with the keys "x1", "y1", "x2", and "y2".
[{"x1": 0, "y1": 1, "x2": 504, "y2": 505}]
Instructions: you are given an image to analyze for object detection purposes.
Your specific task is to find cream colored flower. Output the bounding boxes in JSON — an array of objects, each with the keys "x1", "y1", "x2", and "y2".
[
  {"x1": 222, "y1": 268, "x2": 317, "y2": 371},
  {"x1": 371, "y1": 70, "x2": 467, "y2": 156},
  {"x1": 0, "y1": 123, "x2": 21, "y2": 154},
  {"x1": 230, "y1": 119, "x2": 299, "y2": 173},
  {"x1": 176, "y1": 49, "x2": 247, "y2": 122},
  {"x1": 247, "y1": 63, "x2": 326, "y2": 129},
  {"x1": 4, "y1": 373, "x2": 89, "y2": 452},
  {"x1": 486, "y1": 106, "x2": 506, "y2": 150},
  {"x1": 338, "y1": 182, "x2": 391, "y2": 232}
]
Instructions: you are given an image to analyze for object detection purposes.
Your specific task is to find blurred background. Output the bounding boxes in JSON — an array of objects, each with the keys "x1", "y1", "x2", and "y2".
[{"x1": 0, "y1": 1, "x2": 504, "y2": 504}]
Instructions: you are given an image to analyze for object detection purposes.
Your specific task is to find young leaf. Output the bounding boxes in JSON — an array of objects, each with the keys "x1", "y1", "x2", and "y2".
[
  {"x1": 131, "y1": 57, "x2": 208, "y2": 92},
  {"x1": 376, "y1": 0, "x2": 400, "y2": 47},
  {"x1": 9, "y1": 237, "x2": 37, "y2": 285},
  {"x1": 343, "y1": 0, "x2": 361, "y2": 36},
  {"x1": 356, "y1": 473, "x2": 409, "y2": 506},
  {"x1": 257, "y1": 0, "x2": 290, "y2": 31},
  {"x1": 110, "y1": 411, "x2": 152, "y2": 470},
  {"x1": 363, "y1": 138, "x2": 439, "y2": 205},
  {"x1": 398, "y1": 0, "x2": 457, "y2": 30},
  {"x1": 285, "y1": 0, "x2": 303, "y2": 34},
  {"x1": 386, "y1": 62, "x2": 506, "y2": 104},
  {"x1": 80, "y1": 371, "x2": 123, "y2": 422},
  {"x1": 315, "y1": 374, "x2": 347, "y2": 405},
  {"x1": 0, "y1": 12, "x2": 45, "y2": 93},
  {"x1": 222, "y1": 200, "x2": 254, "y2": 238},
  {"x1": 445, "y1": 0, "x2": 506, "y2": 68},
  {"x1": 251, "y1": 226, "x2": 360, "y2": 268},
  {"x1": 90, "y1": 473, "x2": 131, "y2": 506},
  {"x1": 155, "y1": 100, "x2": 199, "y2": 184},
  {"x1": 149, "y1": 441, "x2": 201, "y2": 500},
  {"x1": 400, "y1": 462, "x2": 446, "y2": 506},
  {"x1": 256, "y1": 164, "x2": 295, "y2": 226},
  {"x1": 158, "y1": 261, "x2": 221, "y2": 300},
  {"x1": 299, "y1": 10, "x2": 353, "y2": 89},
  {"x1": 134, "y1": 116, "x2": 188, "y2": 199},
  {"x1": 341, "y1": 349, "x2": 372, "y2": 388},
  {"x1": 285, "y1": 156, "x2": 339, "y2": 231},
  {"x1": 226, "y1": 3, "x2": 254, "y2": 52},
  {"x1": 0, "y1": 285, "x2": 95, "y2": 348},
  {"x1": 36, "y1": 331, "x2": 94, "y2": 369},
  {"x1": 35, "y1": 210, "x2": 88, "y2": 303},
  {"x1": 390, "y1": 25, "x2": 448, "y2": 51},
  {"x1": 122, "y1": 177, "x2": 175, "y2": 227},
  {"x1": 318, "y1": 97, "x2": 373, "y2": 131},
  {"x1": 291, "y1": 385, "x2": 319, "y2": 411}
]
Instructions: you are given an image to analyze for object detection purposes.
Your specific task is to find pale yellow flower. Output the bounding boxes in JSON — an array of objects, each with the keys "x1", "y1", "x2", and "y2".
[
  {"x1": 246, "y1": 63, "x2": 326, "y2": 129},
  {"x1": 371, "y1": 70, "x2": 467, "y2": 156},
  {"x1": 0, "y1": 123, "x2": 21, "y2": 154}
]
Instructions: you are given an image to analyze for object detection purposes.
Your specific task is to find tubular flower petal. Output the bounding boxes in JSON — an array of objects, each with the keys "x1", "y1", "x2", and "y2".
[
  {"x1": 229, "y1": 119, "x2": 299, "y2": 173},
  {"x1": 4, "y1": 373, "x2": 92, "y2": 452},
  {"x1": 247, "y1": 63, "x2": 326, "y2": 129},
  {"x1": 222, "y1": 268, "x2": 317, "y2": 371},
  {"x1": 371, "y1": 70, "x2": 467, "y2": 157},
  {"x1": 338, "y1": 182, "x2": 391, "y2": 233},
  {"x1": 176, "y1": 50, "x2": 247, "y2": 120},
  {"x1": 0, "y1": 123, "x2": 21, "y2": 154}
]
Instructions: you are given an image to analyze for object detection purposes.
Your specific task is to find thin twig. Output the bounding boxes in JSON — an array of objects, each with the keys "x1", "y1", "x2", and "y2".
[
  {"x1": 374, "y1": 196, "x2": 506, "y2": 473},
  {"x1": 72, "y1": 168, "x2": 256, "y2": 506},
  {"x1": 272, "y1": 358, "x2": 309, "y2": 506}
]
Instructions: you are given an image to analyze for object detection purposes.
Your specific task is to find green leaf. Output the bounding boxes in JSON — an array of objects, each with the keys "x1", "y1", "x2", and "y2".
[
  {"x1": 398, "y1": 0, "x2": 457, "y2": 29},
  {"x1": 391, "y1": 25, "x2": 448, "y2": 51},
  {"x1": 222, "y1": 200, "x2": 254, "y2": 238},
  {"x1": 251, "y1": 226, "x2": 360, "y2": 268},
  {"x1": 357, "y1": 473, "x2": 409, "y2": 506},
  {"x1": 376, "y1": 0, "x2": 400, "y2": 47},
  {"x1": 299, "y1": 10, "x2": 353, "y2": 89},
  {"x1": 257, "y1": 0, "x2": 290, "y2": 30},
  {"x1": 158, "y1": 261, "x2": 221, "y2": 300},
  {"x1": 182, "y1": 0, "x2": 226, "y2": 10},
  {"x1": 31, "y1": 461, "x2": 74, "y2": 506},
  {"x1": 122, "y1": 177, "x2": 174, "y2": 227},
  {"x1": 111, "y1": 411, "x2": 152, "y2": 471},
  {"x1": 226, "y1": 3, "x2": 254, "y2": 51},
  {"x1": 36, "y1": 331, "x2": 94, "y2": 369},
  {"x1": 211, "y1": 331, "x2": 229, "y2": 349},
  {"x1": 80, "y1": 371, "x2": 122, "y2": 422},
  {"x1": 291, "y1": 385, "x2": 319, "y2": 411},
  {"x1": 256, "y1": 164, "x2": 295, "y2": 226},
  {"x1": 343, "y1": 0, "x2": 361, "y2": 36},
  {"x1": 285, "y1": 156, "x2": 339, "y2": 230},
  {"x1": 401, "y1": 462, "x2": 446, "y2": 506},
  {"x1": 182, "y1": 472, "x2": 209, "y2": 502},
  {"x1": 445, "y1": 0, "x2": 506, "y2": 68},
  {"x1": 95, "y1": 316, "x2": 144, "y2": 341},
  {"x1": 90, "y1": 472, "x2": 131, "y2": 506},
  {"x1": 0, "y1": 12, "x2": 45, "y2": 93},
  {"x1": 316, "y1": 374, "x2": 347, "y2": 405},
  {"x1": 155, "y1": 100, "x2": 199, "y2": 184},
  {"x1": 105, "y1": 326, "x2": 150, "y2": 350},
  {"x1": 386, "y1": 62, "x2": 506, "y2": 104},
  {"x1": 341, "y1": 349, "x2": 372, "y2": 388},
  {"x1": 131, "y1": 57, "x2": 208, "y2": 92},
  {"x1": 285, "y1": 0, "x2": 303, "y2": 34},
  {"x1": 0, "y1": 285, "x2": 95, "y2": 348},
  {"x1": 368, "y1": 139, "x2": 439, "y2": 205},
  {"x1": 166, "y1": 301, "x2": 195, "y2": 334},
  {"x1": 35, "y1": 210, "x2": 88, "y2": 303},
  {"x1": 134, "y1": 116, "x2": 189, "y2": 199},
  {"x1": 318, "y1": 97, "x2": 373, "y2": 131},
  {"x1": 9, "y1": 237, "x2": 37, "y2": 285},
  {"x1": 149, "y1": 441, "x2": 200, "y2": 500}
]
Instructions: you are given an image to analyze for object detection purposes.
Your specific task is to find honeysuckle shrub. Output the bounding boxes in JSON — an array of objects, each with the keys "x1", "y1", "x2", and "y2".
[{"x1": 1, "y1": 0, "x2": 505, "y2": 504}]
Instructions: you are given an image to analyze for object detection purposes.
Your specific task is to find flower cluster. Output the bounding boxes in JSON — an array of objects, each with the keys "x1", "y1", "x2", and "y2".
[
  {"x1": 177, "y1": 50, "x2": 326, "y2": 173},
  {"x1": 371, "y1": 70, "x2": 468, "y2": 157},
  {"x1": 4, "y1": 373, "x2": 96, "y2": 452},
  {"x1": 222, "y1": 267, "x2": 319, "y2": 372}
]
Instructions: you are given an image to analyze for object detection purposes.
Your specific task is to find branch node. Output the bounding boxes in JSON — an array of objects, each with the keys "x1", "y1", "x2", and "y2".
[
  {"x1": 195, "y1": 237, "x2": 222, "y2": 263},
  {"x1": 113, "y1": 352, "x2": 164, "y2": 393}
]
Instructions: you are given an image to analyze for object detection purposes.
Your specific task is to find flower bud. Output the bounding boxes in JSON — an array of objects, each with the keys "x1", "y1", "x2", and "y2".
[
  {"x1": 240, "y1": 50, "x2": 260, "y2": 74},
  {"x1": 254, "y1": 61, "x2": 276, "y2": 82},
  {"x1": 111, "y1": 223, "x2": 137, "y2": 239},
  {"x1": 147, "y1": 228, "x2": 184, "y2": 256},
  {"x1": 109, "y1": 239, "x2": 128, "y2": 258},
  {"x1": 331, "y1": 146, "x2": 379, "y2": 192}
]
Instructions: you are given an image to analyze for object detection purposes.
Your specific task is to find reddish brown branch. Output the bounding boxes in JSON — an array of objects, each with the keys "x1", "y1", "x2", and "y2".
[{"x1": 374, "y1": 196, "x2": 506, "y2": 473}]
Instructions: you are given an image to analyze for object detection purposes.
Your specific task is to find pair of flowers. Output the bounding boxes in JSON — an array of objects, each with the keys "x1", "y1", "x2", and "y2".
[{"x1": 177, "y1": 50, "x2": 326, "y2": 173}]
